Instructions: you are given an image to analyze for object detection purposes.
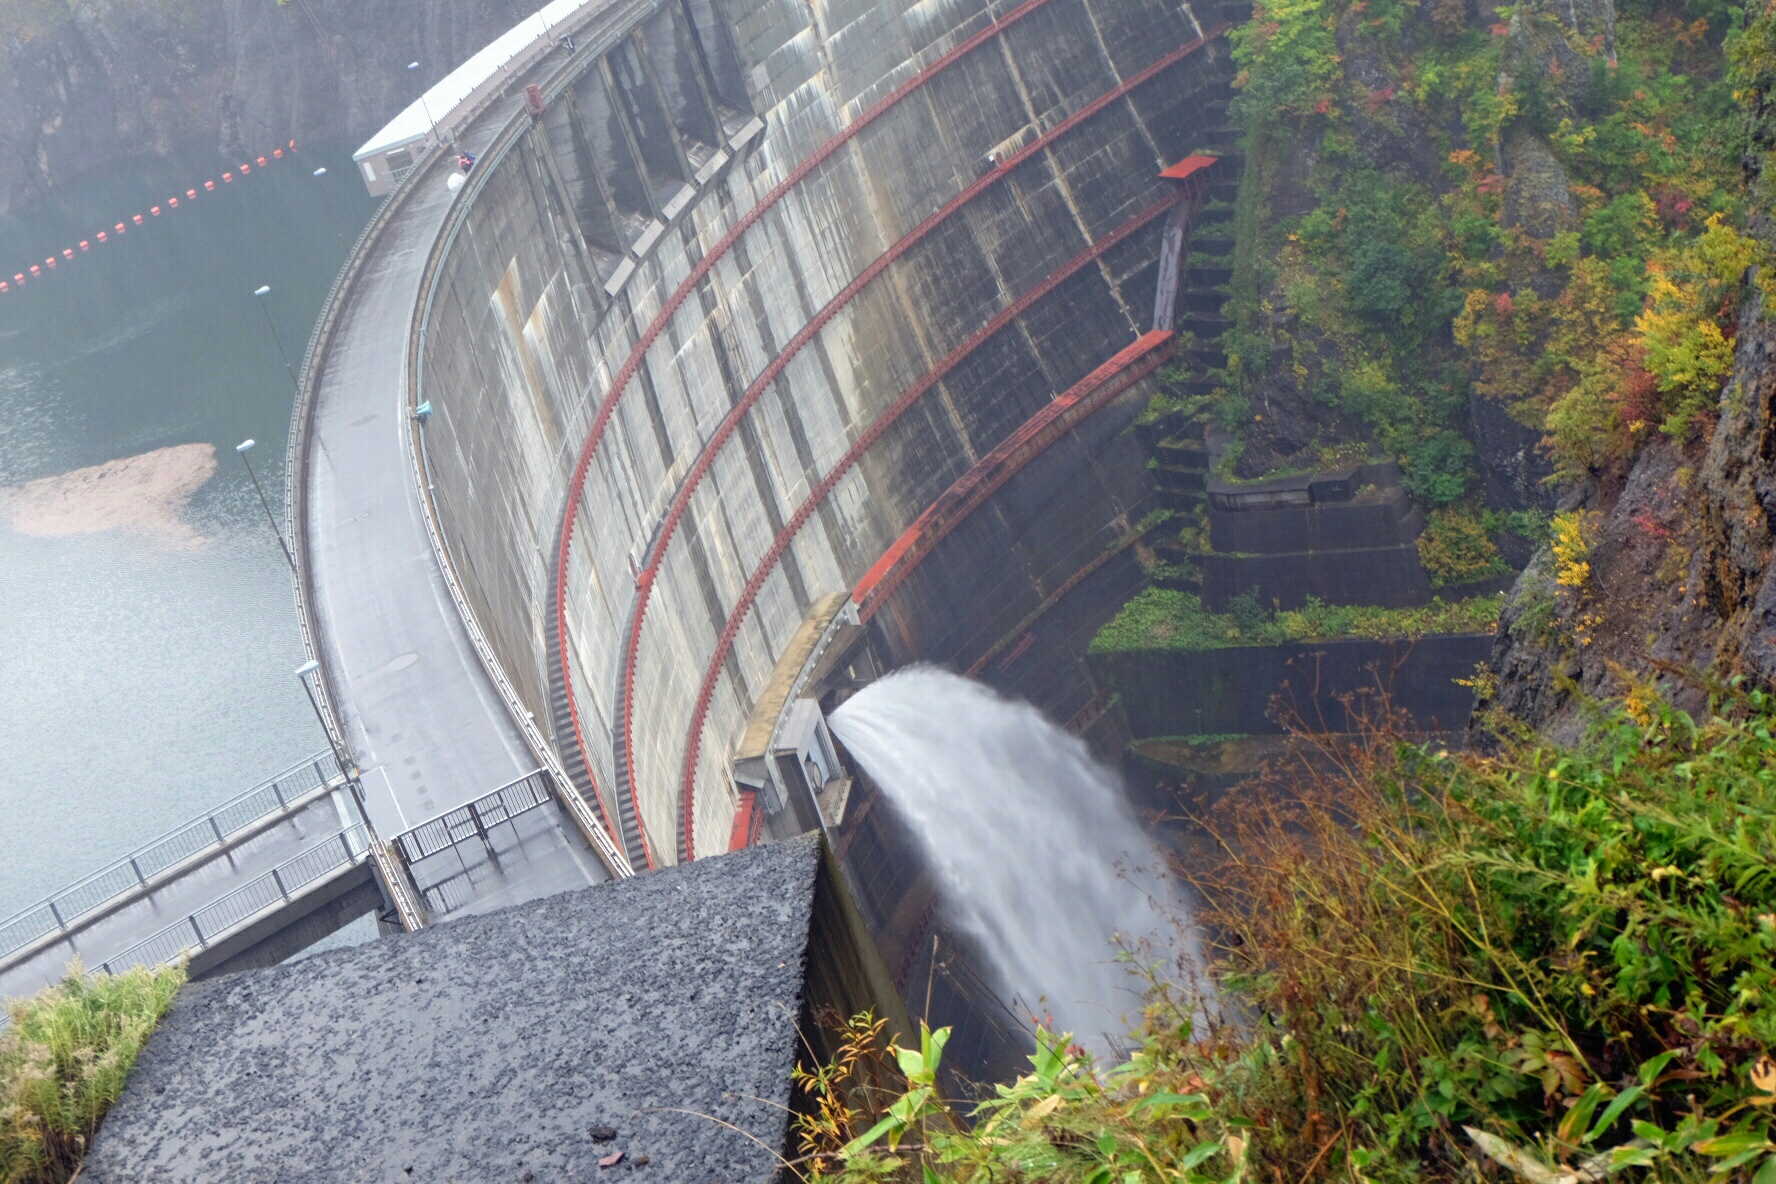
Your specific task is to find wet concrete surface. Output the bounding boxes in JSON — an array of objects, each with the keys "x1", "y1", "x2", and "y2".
[
  {"x1": 303, "y1": 119, "x2": 538, "y2": 840},
  {"x1": 82, "y1": 836, "x2": 820, "y2": 1183}
]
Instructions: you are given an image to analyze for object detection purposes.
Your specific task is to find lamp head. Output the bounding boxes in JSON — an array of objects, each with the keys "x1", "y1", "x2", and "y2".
[
  {"x1": 235, "y1": 439, "x2": 256, "y2": 453},
  {"x1": 313, "y1": 167, "x2": 327, "y2": 177},
  {"x1": 408, "y1": 61, "x2": 420, "y2": 69},
  {"x1": 296, "y1": 660, "x2": 321, "y2": 678},
  {"x1": 254, "y1": 285, "x2": 271, "y2": 297}
]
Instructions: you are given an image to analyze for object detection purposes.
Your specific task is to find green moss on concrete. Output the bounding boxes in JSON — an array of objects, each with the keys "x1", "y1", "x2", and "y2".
[{"x1": 1089, "y1": 587, "x2": 1502, "y2": 653}]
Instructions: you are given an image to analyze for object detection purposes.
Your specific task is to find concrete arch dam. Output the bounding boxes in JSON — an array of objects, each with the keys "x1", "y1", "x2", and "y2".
[{"x1": 299, "y1": 0, "x2": 1238, "y2": 901}]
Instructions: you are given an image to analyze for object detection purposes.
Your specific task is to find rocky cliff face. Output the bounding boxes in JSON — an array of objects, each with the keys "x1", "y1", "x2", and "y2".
[
  {"x1": 1480, "y1": 148, "x2": 1776, "y2": 735},
  {"x1": 1478, "y1": 433, "x2": 1720, "y2": 742},
  {"x1": 0, "y1": 0, "x2": 545, "y2": 216}
]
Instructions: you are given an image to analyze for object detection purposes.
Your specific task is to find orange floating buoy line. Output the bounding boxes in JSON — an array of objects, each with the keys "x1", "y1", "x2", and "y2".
[{"x1": 0, "y1": 140, "x2": 298, "y2": 296}]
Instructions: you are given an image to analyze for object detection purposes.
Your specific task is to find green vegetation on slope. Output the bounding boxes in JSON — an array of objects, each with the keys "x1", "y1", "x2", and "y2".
[
  {"x1": 1219, "y1": 0, "x2": 1763, "y2": 490},
  {"x1": 1, "y1": 962, "x2": 184, "y2": 1184},
  {"x1": 801, "y1": 685, "x2": 1776, "y2": 1184},
  {"x1": 1089, "y1": 587, "x2": 1502, "y2": 652}
]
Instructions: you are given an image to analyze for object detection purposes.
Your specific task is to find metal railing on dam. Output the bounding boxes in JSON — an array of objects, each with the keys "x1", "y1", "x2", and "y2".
[
  {"x1": 0, "y1": 754, "x2": 375, "y2": 1010},
  {"x1": 95, "y1": 822, "x2": 371, "y2": 976},
  {"x1": 380, "y1": 770, "x2": 591, "y2": 918},
  {"x1": 0, "y1": 751, "x2": 342, "y2": 964}
]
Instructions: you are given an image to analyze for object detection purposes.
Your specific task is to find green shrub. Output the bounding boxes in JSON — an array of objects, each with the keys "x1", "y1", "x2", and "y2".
[
  {"x1": 1, "y1": 962, "x2": 185, "y2": 1183},
  {"x1": 1418, "y1": 508, "x2": 1510, "y2": 587},
  {"x1": 810, "y1": 685, "x2": 1776, "y2": 1184},
  {"x1": 1089, "y1": 587, "x2": 1503, "y2": 652},
  {"x1": 1402, "y1": 431, "x2": 1476, "y2": 507}
]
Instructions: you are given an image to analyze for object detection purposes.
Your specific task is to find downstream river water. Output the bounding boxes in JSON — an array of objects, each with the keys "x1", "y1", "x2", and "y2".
[{"x1": 0, "y1": 143, "x2": 375, "y2": 921}]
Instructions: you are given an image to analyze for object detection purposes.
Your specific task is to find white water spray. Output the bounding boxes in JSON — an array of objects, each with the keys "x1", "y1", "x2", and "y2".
[{"x1": 829, "y1": 666, "x2": 1192, "y2": 1053}]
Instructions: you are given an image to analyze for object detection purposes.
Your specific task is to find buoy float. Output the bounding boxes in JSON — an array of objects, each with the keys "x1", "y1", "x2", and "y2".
[{"x1": 6, "y1": 139, "x2": 297, "y2": 301}]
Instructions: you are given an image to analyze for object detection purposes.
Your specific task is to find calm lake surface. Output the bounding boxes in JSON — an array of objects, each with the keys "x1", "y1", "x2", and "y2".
[{"x1": 0, "y1": 142, "x2": 375, "y2": 920}]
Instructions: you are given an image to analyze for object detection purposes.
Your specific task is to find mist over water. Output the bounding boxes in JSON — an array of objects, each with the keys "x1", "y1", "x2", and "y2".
[{"x1": 829, "y1": 666, "x2": 1193, "y2": 1053}]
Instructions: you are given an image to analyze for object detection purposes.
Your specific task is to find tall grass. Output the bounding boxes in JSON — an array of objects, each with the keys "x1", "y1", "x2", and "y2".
[
  {"x1": 808, "y1": 684, "x2": 1776, "y2": 1183},
  {"x1": 0, "y1": 962, "x2": 184, "y2": 1183}
]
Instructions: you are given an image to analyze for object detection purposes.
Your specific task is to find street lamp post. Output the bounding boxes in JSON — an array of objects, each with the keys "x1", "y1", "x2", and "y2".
[
  {"x1": 252, "y1": 285, "x2": 300, "y2": 396},
  {"x1": 234, "y1": 439, "x2": 295, "y2": 572},
  {"x1": 311, "y1": 167, "x2": 343, "y2": 246},
  {"x1": 408, "y1": 62, "x2": 438, "y2": 144},
  {"x1": 296, "y1": 660, "x2": 363, "y2": 809}
]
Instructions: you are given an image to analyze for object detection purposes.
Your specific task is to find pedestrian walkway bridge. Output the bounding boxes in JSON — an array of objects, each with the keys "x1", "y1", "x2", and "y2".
[
  {"x1": 0, "y1": 753, "x2": 367, "y2": 1002},
  {"x1": 0, "y1": 752, "x2": 611, "y2": 1008}
]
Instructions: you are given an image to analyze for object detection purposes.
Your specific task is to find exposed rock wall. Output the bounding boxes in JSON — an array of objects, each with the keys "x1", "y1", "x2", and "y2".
[
  {"x1": 1698, "y1": 292, "x2": 1776, "y2": 681},
  {"x1": 0, "y1": 0, "x2": 546, "y2": 215},
  {"x1": 1480, "y1": 435, "x2": 1719, "y2": 741}
]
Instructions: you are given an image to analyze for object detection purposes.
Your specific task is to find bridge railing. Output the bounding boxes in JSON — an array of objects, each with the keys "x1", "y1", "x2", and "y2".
[
  {"x1": 0, "y1": 751, "x2": 343, "y2": 962},
  {"x1": 99, "y1": 823, "x2": 371, "y2": 975},
  {"x1": 389, "y1": 769, "x2": 555, "y2": 866}
]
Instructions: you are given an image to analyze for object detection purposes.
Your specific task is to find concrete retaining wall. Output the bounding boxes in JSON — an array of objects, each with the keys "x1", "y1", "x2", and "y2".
[
  {"x1": 1089, "y1": 634, "x2": 1492, "y2": 737},
  {"x1": 415, "y1": 0, "x2": 1237, "y2": 864}
]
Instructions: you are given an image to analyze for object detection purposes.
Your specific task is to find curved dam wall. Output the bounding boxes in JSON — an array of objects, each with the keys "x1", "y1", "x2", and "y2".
[{"x1": 412, "y1": 0, "x2": 1235, "y2": 868}]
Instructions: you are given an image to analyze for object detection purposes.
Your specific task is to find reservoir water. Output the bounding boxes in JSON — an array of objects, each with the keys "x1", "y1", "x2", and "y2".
[{"x1": 0, "y1": 143, "x2": 375, "y2": 920}]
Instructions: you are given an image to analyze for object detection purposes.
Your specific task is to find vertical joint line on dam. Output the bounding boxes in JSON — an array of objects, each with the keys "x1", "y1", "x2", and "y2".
[{"x1": 850, "y1": 331, "x2": 1176, "y2": 620}]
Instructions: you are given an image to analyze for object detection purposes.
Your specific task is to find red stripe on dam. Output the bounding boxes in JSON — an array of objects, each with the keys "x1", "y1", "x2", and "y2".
[
  {"x1": 616, "y1": 28, "x2": 1227, "y2": 864},
  {"x1": 674, "y1": 195, "x2": 1188, "y2": 859},
  {"x1": 850, "y1": 331, "x2": 1176, "y2": 617},
  {"x1": 559, "y1": 18, "x2": 1229, "y2": 869}
]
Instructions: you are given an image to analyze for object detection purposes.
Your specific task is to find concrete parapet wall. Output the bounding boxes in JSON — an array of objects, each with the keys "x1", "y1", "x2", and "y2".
[
  {"x1": 414, "y1": 0, "x2": 1236, "y2": 863},
  {"x1": 1202, "y1": 542, "x2": 1435, "y2": 610},
  {"x1": 1089, "y1": 634, "x2": 1492, "y2": 738}
]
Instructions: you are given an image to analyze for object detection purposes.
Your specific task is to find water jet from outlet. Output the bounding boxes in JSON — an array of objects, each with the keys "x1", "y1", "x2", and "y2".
[{"x1": 829, "y1": 665, "x2": 1194, "y2": 1055}]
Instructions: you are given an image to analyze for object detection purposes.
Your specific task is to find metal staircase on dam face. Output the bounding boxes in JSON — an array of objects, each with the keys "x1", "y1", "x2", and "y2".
[
  {"x1": 543, "y1": 574, "x2": 651, "y2": 869},
  {"x1": 1144, "y1": 107, "x2": 1243, "y2": 590}
]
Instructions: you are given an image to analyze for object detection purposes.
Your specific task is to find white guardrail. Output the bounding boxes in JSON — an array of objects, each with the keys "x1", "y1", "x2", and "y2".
[{"x1": 97, "y1": 823, "x2": 372, "y2": 975}]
